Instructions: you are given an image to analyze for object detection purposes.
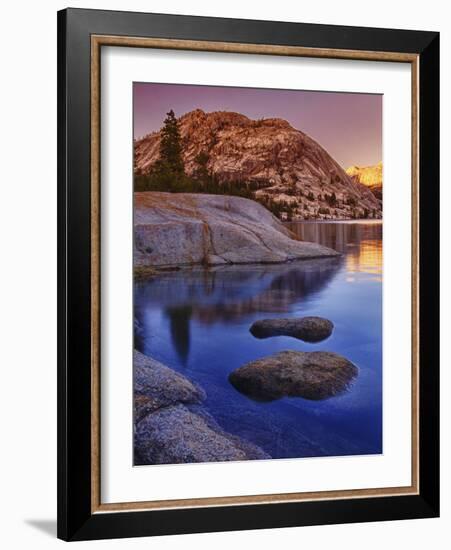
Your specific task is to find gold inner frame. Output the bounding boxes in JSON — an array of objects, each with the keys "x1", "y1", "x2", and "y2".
[{"x1": 90, "y1": 35, "x2": 419, "y2": 514}]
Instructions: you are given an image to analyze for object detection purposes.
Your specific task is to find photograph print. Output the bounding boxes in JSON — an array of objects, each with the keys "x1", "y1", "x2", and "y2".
[{"x1": 133, "y1": 83, "x2": 383, "y2": 466}]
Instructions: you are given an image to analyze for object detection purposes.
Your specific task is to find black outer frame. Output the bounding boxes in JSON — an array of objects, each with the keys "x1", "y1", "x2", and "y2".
[{"x1": 57, "y1": 8, "x2": 439, "y2": 542}]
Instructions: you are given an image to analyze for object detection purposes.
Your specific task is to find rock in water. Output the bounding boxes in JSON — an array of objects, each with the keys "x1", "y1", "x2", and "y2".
[
  {"x1": 135, "y1": 404, "x2": 270, "y2": 464},
  {"x1": 134, "y1": 350, "x2": 205, "y2": 422},
  {"x1": 134, "y1": 192, "x2": 339, "y2": 267},
  {"x1": 250, "y1": 316, "x2": 333, "y2": 342},
  {"x1": 229, "y1": 351, "x2": 358, "y2": 401}
]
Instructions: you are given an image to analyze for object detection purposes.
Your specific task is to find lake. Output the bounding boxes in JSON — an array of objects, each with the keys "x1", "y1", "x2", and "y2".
[{"x1": 134, "y1": 221, "x2": 383, "y2": 459}]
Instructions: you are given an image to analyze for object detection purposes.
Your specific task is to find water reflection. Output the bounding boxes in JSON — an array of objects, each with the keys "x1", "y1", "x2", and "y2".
[
  {"x1": 135, "y1": 257, "x2": 341, "y2": 362},
  {"x1": 136, "y1": 222, "x2": 382, "y2": 361},
  {"x1": 134, "y1": 221, "x2": 383, "y2": 459},
  {"x1": 288, "y1": 220, "x2": 382, "y2": 275},
  {"x1": 346, "y1": 240, "x2": 382, "y2": 276},
  {"x1": 165, "y1": 306, "x2": 192, "y2": 366}
]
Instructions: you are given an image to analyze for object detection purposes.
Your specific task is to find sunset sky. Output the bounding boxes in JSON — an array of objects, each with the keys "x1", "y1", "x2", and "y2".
[{"x1": 133, "y1": 82, "x2": 382, "y2": 169}]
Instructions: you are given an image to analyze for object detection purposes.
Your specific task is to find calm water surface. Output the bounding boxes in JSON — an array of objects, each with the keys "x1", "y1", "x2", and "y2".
[{"x1": 135, "y1": 221, "x2": 383, "y2": 459}]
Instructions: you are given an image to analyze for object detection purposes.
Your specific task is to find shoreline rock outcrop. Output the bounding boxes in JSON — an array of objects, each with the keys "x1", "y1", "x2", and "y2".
[
  {"x1": 134, "y1": 192, "x2": 339, "y2": 268},
  {"x1": 229, "y1": 351, "x2": 358, "y2": 401},
  {"x1": 134, "y1": 350, "x2": 269, "y2": 464},
  {"x1": 135, "y1": 403, "x2": 269, "y2": 464},
  {"x1": 134, "y1": 350, "x2": 206, "y2": 422},
  {"x1": 250, "y1": 316, "x2": 333, "y2": 342}
]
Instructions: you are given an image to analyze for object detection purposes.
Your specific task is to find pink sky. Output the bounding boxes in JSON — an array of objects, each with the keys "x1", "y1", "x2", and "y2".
[{"x1": 134, "y1": 82, "x2": 382, "y2": 169}]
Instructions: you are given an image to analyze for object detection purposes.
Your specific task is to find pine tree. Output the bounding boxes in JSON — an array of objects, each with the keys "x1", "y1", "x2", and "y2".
[
  {"x1": 159, "y1": 110, "x2": 184, "y2": 173},
  {"x1": 151, "y1": 109, "x2": 186, "y2": 190}
]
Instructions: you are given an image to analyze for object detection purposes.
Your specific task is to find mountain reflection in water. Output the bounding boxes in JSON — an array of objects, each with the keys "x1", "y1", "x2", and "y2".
[
  {"x1": 134, "y1": 221, "x2": 383, "y2": 459},
  {"x1": 288, "y1": 220, "x2": 383, "y2": 276}
]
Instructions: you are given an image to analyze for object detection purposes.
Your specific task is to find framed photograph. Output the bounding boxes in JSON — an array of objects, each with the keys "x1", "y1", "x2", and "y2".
[{"x1": 57, "y1": 8, "x2": 439, "y2": 541}]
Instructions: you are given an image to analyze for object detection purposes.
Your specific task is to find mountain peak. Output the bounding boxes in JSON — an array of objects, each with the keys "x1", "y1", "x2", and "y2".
[
  {"x1": 135, "y1": 110, "x2": 382, "y2": 220},
  {"x1": 346, "y1": 162, "x2": 383, "y2": 200}
]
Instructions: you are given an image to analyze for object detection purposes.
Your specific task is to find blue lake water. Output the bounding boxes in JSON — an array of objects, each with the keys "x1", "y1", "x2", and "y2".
[{"x1": 134, "y1": 221, "x2": 383, "y2": 459}]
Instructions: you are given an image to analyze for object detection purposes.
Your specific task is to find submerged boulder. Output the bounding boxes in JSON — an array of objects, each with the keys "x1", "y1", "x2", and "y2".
[
  {"x1": 134, "y1": 350, "x2": 205, "y2": 422},
  {"x1": 135, "y1": 404, "x2": 270, "y2": 464},
  {"x1": 229, "y1": 351, "x2": 358, "y2": 401},
  {"x1": 250, "y1": 316, "x2": 333, "y2": 342}
]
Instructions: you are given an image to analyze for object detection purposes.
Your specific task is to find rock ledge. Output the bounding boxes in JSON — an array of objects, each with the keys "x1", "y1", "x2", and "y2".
[{"x1": 134, "y1": 192, "x2": 339, "y2": 268}]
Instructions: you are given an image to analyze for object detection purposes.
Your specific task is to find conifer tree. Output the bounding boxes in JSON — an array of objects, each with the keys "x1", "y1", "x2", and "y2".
[
  {"x1": 151, "y1": 110, "x2": 186, "y2": 190},
  {"x1": 159, "y1": 110, "x2": 184, "y2": 173}
]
